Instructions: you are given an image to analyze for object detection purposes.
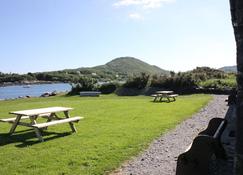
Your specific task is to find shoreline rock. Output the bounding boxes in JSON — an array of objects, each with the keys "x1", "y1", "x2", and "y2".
[{"x1": 40, "y1": 91, "x2": 57, "y2": 97}]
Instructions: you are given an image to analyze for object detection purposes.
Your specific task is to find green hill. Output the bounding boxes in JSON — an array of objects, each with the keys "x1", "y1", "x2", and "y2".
[
  {"x1": 73, "y1": 57, "x2": 169, "y2": 80},
  {"x1": 0, "y1": 57, "x2": 169, "y2": 84},
  {"x1": 94, "y1": 57, "x2": 168, "y2": 76}
]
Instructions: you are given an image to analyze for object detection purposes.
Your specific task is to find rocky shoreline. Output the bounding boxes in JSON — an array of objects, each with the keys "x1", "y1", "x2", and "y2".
[{"x1": 0, "y1": 81, "x2": 64, "y2": 87}]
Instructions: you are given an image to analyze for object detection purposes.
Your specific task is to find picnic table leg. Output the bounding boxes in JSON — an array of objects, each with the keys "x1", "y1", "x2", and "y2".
[
  {"x1": 169, "y1": 97, "x2": 176, "y2": 102},
  {"x1": 9, "y1": 114, "x2": 22, "y2": 135},
  {"x1": 167, "y1": 97, "x2": 171, "y2": 102},
  {"x1": 43, "y1": 113, "x2": 56, "y2": 130},
  {"x1": 30, "y1": 116, "x2": 44, "y2": 142},
  {"x1": 64, "y1": 111, "x2": 77, "y2": 133},
  {"x1": 153, "y1": 96, "x2": 157, "y2": 102},
  {"x1": 154, "y1": 96, "x2": 159, "y2": 102}
]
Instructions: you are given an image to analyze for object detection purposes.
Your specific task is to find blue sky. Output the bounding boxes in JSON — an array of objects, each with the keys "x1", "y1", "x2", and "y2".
[{"x1": 0, "y1": 0, "x2": 236, "y2": 73}]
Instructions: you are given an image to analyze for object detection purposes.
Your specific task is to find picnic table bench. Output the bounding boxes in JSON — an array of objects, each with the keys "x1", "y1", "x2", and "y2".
[
  {"x1": 151, "y1": 91, "x2": 178, "y2": 102},
  {"x1": 0, "y1": 107, "x2": 83, "y2": 142}
]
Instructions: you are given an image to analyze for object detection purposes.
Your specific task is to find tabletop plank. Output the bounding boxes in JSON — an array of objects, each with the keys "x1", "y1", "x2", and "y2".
[
  {"x1": 9, "y1": 107, "x2": 73, "y2": 116},
  {"x1": 156, "y1": 91, "x2": 174, "y2": 94}
]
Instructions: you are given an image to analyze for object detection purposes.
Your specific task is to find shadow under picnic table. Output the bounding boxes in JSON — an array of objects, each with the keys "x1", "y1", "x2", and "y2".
[
  {"x1": 150, "y1": 100, "x2": 171, "y2": 103},
  {"x1": 0, "y1": 130, "x2": 72, "y2": 147}
]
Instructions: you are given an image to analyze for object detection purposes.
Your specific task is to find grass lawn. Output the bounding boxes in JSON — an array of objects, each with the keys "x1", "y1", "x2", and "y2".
[{"x1": 0, "y1": 94, "x2": 212, "y2": 175}]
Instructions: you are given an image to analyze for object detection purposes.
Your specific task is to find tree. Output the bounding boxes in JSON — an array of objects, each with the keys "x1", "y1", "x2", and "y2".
[
  {"x1": 170, "y1": 71, "x2": 175, "y2": 77},
  {"x1": 229, "y1": 0, "x2": 243, "y2": 174}
]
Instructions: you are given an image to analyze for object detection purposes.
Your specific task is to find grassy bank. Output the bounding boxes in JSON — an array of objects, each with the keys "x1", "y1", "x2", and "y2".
[{"x1": 0, "y1": 94, "x2": 212, "y2": 175}]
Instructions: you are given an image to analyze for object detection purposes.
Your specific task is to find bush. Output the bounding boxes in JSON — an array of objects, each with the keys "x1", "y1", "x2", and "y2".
[
  {"x1": 115, "y1": 87, "x2": 144, "y2": 96},
  {"x1": 99, "y1": 83, "x2": 117, "y2": 94},
  {"x1": 69, "y1": 77, "x2": 97, "y2": 95},
  {"x1": 198, "y1": 78, "x2": 237, "y2": 89},
  {"x1": 123, "y1": 73, "x2": 150, "y2": 89},
  {"x1": 150, "y1": 74, "x2": 196, "y2": 90}
]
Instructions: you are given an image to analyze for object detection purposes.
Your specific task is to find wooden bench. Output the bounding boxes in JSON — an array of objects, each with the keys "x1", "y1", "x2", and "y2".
[
  {"x1": 32, "y1": 116, "x2": 83, "y2": 128},
  {"x1": 80, "y1": 91, "x2": 101, "y2": 97},
  {"x1": 0, "y1": 116, "x2": 30, "y2": 123},
  {"x1": 0, "y1": 113, "x2": 51, "y2": 123},
  {"x1": 176, "y1": 118, "x2": 227, "y2": 175}
]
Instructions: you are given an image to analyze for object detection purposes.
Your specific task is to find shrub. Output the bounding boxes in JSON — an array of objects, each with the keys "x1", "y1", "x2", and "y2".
[
  {"x1": 99, "y1": 83, "x2": 117, "y2": 94},
  {"x1": 123, "y1": 73, "x2": 150, "y2": 89},
  {"x1": 198, "y1": 79, "x2": 237, "y2": 89},
  {"x1": 150, "y1": 74, "x2": 196, "y2": 90},
  {"x1": 69, "y1": 77, "x2": 97, "y2": 95}
]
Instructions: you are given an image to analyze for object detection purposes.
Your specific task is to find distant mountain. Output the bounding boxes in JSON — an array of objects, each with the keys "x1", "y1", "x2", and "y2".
[
  {"x1": 73, "y1": 57, "x2": 169, "y2": 79},
  {"x1": 95, "y1": 57, "x2": 168, "y2": 75},
  {"x1": 219, "y1": 66, "x2": 237, "y2": 73},
  {"x1": 0, "y1": 57, "x2": 169, "y2": 84}
]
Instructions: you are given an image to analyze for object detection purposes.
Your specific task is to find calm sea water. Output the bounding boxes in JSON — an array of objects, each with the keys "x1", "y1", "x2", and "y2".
[{"x1": 0, "y1": 83, "x2": 71, "y2": 100}]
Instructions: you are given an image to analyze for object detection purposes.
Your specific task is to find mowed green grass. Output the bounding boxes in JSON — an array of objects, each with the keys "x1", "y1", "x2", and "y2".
[{"x1": 0, "y1": 94, "x2": 212, "y2": 175}]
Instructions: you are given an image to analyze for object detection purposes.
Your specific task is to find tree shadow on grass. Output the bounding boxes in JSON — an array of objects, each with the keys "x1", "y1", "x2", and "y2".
[{"x1": 0, "y1": 130, "x2": 72, "y2": 148}]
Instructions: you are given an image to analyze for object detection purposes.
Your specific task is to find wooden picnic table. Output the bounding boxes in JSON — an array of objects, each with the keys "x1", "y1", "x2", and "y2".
[
  {"x1": 156, "y1": 91, "x2": 174, "y2": 94},
  {"x1": 151, "y1": 91, "x2": 178, "y2": 102},
  {"x1": 0, "y1": 107, "x2": 83, "y2": 142}
]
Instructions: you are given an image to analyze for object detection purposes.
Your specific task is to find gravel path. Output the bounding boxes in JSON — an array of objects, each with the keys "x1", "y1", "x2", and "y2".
[{"x1": 112, "y1": 95, "x2": 229, "y2": 175}]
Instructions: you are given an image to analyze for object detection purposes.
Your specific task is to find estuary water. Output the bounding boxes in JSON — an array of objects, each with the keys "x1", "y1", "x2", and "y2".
[{"x1": 0, "y1": 83, "x2": 71, "y2": 100}]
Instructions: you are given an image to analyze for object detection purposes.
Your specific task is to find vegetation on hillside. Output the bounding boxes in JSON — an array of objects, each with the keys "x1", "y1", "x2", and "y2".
[
  {"x1": 66, "y1": 66, "x2": 236, "y2": 95},
  {"x1": 114, "y1": 67, "x2": 236, "y2": 95},
  {"x1": 188, "y1": 67, "x2": 226, "y2": 81},
  {"x1": 0, "y1": 58, "x2": 237, "y2": 95},
  {"x1": 0, "y1": 57, "x2": 169, "y2": 85}
]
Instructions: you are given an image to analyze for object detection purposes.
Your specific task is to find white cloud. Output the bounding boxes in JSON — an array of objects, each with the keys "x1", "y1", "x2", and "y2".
[
  {"x1": 113, "y1": 0, "x2": 175, "y2": 21},
  {"x1": 128, "y1": 13, "x2": 144, "y2": 20},
  {"x1": 113, "y1": 0, "x2": 175, "y2": 9}
]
